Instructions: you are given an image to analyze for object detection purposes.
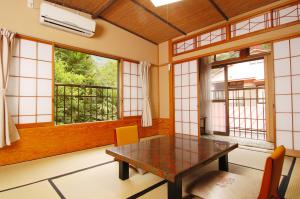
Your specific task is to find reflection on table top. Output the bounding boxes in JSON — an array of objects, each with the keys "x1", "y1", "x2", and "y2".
[{"x1": 106, "y1": 134, "x2": 238, "y2": 182}]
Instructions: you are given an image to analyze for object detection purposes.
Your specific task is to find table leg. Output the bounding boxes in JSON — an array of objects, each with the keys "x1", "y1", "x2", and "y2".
[
  {"x1": 168, "y1": 177, "x2": 182, "y2": 199},
  {"x1": 119, "y1": 161, "x2": 129, "y2": 180},
  {"x1": 219, "y1": 154, "x2": 228, "y2": 171}
]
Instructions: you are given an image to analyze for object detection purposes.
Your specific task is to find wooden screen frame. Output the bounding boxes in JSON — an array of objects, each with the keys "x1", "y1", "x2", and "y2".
[
  {"x1": 272, "y1": 34, "x2": 300, "y2": 153},
  {"x1": 171, "y1": 59, "x2": 201, "y2": 137},
  {"x1": 121, "y1": 59, "x2": 143, "y2": 118},
  {"x1": 10, "y1": 37, "x2": 54, "y2": 128},
  {"x1": 172, "y1": 0, "x2": 300, "y2": 57}
]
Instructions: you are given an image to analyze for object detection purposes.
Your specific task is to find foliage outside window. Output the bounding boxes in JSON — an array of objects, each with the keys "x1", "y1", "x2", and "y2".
[{"x1": 54, "y1": 47, "x2": 119, "y2": 125}]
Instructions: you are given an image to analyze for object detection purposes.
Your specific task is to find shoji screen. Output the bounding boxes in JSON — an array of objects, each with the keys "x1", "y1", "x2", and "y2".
[
  {"x1": 174, "y1": 60, "x2": 199, "y2": 136},
  {"x1": 122, "y1": 60, "x2": 142, "y2": 117},
  {"x1": 273, "y1": 36, "x2": 300, "y2": 150},
  {"x1": 7, "y1": 38, "x2": 53, "y2": 124}
]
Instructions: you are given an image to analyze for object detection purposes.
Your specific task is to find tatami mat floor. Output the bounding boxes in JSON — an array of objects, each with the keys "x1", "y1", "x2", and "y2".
[{"x1": 0, "y1": 136, "x2": 298, "y2": 199}]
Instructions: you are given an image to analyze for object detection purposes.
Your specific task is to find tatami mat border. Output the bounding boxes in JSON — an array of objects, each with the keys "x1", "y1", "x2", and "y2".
[
  {"x1": 279, "y1": 157, "x2": 296, "y2": 197},
  {"x1": 48, "y1": 179, "x2": 66, "y2": 199}
]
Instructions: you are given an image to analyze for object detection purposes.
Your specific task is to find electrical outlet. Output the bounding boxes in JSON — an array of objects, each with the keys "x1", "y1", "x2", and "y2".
[{"x1": 27, "y1": 0, "x2": 34, "y2": 8}]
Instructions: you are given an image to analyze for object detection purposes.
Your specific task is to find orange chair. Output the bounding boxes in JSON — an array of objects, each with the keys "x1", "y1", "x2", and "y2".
[
  {"x1": 114, "y1": 125, "x2": 146, "y2": 174},
  {"x1": 188, "y1": 146, "x2": 286, "y2": 199},
  {"x1": 114, "y1": 125, "x2": 139, "y2": 146}
]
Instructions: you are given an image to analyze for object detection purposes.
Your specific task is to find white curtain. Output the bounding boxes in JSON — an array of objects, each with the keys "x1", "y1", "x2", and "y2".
[
  {"x1": 0, "y1": 28, "x2": 20, "y2": 148},
  {"x1": 138, "y1": 61, "x2": 152, "y2": 127}
]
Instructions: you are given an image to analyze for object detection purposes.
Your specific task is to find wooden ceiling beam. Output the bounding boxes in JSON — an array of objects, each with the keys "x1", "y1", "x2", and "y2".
[
  {"x1": 99, "y1": 17, "x2": 158, "y2": 45},
  {"x1": 92, "y1": 0, "x2": 117, "y2": 19},
  {"x1": 130, "y1": 0, "x2": 187, "y2": 35},
  {"x1": 208, "y1": 0, "x2": 229, "y2": 21}
]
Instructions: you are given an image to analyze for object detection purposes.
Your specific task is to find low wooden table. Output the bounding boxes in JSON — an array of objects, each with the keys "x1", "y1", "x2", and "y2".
[{"x1": 106, "y1": 134, "x2": 238, "y2": 199}]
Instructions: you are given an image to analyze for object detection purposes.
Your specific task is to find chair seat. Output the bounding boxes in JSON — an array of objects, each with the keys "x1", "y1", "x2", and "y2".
[{"x1": 188, "y1": 171, "x2": 261, "y2": 199}]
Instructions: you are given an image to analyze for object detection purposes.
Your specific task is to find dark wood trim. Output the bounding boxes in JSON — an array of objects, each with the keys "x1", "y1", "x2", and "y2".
[
  {"x1": 99, "y1": 17, "x2": 158, "y2": 45},
  {"x1": 208, "y1": 0, "x2": 229, "y2": 21},
  {"x1": 92, "y1": 0, "x2": 117, "y2": 19},
  {"x1": 130, "y1": 0, "x2": 187, "y2": 35}
]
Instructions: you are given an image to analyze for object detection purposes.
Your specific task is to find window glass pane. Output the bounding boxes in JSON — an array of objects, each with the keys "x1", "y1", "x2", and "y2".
[{"x1": 54, "y1": 47, "x2": 119, "y2": 125}]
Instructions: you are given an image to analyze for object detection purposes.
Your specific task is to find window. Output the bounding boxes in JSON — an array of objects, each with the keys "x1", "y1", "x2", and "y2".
[
  {"x1": 250, "y1": 43, "x2": 271, "y2": 55},
  {"x1": 273, "y1": 3, "x2": 300, "y2": 26},
  {"x1": 197, "y1": 27, "x2": 227, "y2": 47},
  {"x1": 7, "y1": 38, "x2": 53, "y2": 124},
  {"x1": 231, "y1": 12, "x2": 271, "y2": 38},
  {"x1": 172, "y1": 2, "x2": 300, "y2": 56},
  {"x1": 208, "y1": 51, "x2": 240, "y2": 63},
  {"x1": 54, "y1": 47, "x2": 119, "y2": 125}
]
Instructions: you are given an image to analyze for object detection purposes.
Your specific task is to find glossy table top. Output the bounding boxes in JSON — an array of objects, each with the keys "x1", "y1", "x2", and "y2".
[{"x1": 106, "y1": 134, "x2": 238, "y2": 182}]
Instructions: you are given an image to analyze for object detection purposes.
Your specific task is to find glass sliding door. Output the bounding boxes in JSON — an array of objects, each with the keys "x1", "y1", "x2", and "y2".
[
  {"x1": 206, "y1": 59, "x2": 267, "y2": 140},
  {"x1": 227, "y1": 59, "x2": 266, "y2": 140},
  {"x1": 210, "y1": 67, "x2": 227, "y2": 134}
]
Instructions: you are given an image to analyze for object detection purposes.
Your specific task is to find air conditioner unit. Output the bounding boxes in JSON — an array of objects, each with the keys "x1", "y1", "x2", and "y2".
[{"x1": 40, "y1": 2, "x2": 96, "y2": 37}]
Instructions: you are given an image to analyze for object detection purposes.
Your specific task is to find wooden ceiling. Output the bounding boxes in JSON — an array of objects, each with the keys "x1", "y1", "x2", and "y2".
[{"x1": 45, "y1": 0, "x2": 279, "y2": 44}]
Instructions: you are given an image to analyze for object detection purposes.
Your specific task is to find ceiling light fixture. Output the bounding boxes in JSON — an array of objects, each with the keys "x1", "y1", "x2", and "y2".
[{"x1": 150, "y1": 0, "x2": 182, "y2": 7}]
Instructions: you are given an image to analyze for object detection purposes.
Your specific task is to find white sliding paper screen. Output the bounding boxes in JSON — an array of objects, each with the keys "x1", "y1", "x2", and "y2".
[
  {"x1": 122, "y1": 60, "x2": 142, "y2": 117},
  {"x1": 7, "y1": 38, "x2": 53, "y2": 124},
  {"x1": 174, "y1": 60, "x2": 199, "y2": 136},
  {"x1": 273, "y1": 36, "x2": 300, "y2": 150}
]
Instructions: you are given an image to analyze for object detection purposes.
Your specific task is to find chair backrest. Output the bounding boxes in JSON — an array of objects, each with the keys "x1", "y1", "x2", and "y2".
[
  {"x1": 258, "y1": 145, "x2": 286, "y2": 199},
  {"x1": 115, "y1": 125, "x2": 139, "y2": 146}
]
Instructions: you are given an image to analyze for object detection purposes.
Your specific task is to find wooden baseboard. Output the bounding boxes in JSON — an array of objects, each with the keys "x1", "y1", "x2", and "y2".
[{"x1": 0, "y1": 117, "x2": 171, "y2": 166}]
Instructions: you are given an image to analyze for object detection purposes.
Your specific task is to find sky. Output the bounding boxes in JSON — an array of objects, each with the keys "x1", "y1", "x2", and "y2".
[{"x1": 91, "y1": 55, "x2": 117, "y2": 67}]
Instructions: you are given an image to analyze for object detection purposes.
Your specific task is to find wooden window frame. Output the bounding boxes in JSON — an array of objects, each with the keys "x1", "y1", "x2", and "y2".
[
  {"x1": 172, "y1": 0, "x2": 300, "y2": 57},
  {"x1": 121, "y1": 59, "x2": 143, "y2": 118},
  {"x1": 14, "y1": 34, "x2": 142, "y2": 128}
]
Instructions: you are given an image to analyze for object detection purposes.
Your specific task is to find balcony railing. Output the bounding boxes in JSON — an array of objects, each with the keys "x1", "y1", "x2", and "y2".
[{"x1": 54, "y1": 83, "x2": 118, "y2": 125}]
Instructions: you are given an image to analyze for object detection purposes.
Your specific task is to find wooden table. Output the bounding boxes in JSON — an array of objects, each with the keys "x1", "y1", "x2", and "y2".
[{"x1": 106, "y1": 134, "x2": 238, "y2": 199}]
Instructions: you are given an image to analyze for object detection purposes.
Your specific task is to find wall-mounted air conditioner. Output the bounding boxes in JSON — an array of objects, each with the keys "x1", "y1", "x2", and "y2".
[{"x1": 40, "y1": 2, "x2": 96, "y2": 37}]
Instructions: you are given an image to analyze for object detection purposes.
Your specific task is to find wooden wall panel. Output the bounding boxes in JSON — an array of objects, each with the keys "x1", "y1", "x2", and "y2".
[
  {"x1": 157, "y1": 118, "x2": 171, "y2": 135},
  {"x1": 0, "y1": 117, "x2": 169, "y2": 166}
]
